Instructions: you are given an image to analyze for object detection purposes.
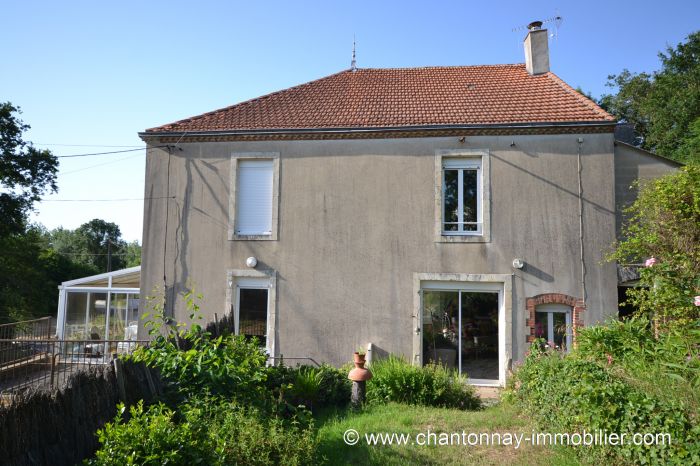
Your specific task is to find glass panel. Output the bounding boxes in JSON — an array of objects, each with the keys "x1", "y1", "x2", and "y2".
[
  {"x1": 108, "y1": 293, "x2": 127, "y2": 341},
  {"x1": 534, "y1": 312, "x2": 547, "y2": 339},
  {"x1": 552, "y1": 312, "x2": 567, "y2": 350},
  {"x1": 64, "y1": 292, "x2": 88, "y2": 339},
  {"x1": 87, "y1": 293, "x2": 108, "y2": 340},
  {"x1": 443, "y1": 169, "x2": 459, "y2": 231},
  {"x1": 422, "y1": 290, "x2": 459, "y2": 369},
  {"x1": 460, "y1": 292, "x2": 499, "y2": 380},
  {"x1": 462, "y1": 169, "x2": 478, "y2": 224},
  {"x1": 239, "y1": 288, "x2": 268, "y2": 347}
]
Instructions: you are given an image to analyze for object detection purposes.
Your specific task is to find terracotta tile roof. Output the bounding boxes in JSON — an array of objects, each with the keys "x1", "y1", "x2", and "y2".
[{"x1": 146, "y1": 64, "x2": 615, "y2": 133}]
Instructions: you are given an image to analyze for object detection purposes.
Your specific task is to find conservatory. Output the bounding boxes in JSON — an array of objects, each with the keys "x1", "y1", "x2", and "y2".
[{"x1": 56, "y1": 266, "x2": 141, "y2": 343}]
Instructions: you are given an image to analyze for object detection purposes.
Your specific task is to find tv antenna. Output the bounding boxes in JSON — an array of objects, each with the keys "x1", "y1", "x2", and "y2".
[
  {"x1": 512, "y1": 14, "x2": 563, "y2": 41},
  {"x1": 351, "y1": 35, "x2": 357, "y2": 71}
]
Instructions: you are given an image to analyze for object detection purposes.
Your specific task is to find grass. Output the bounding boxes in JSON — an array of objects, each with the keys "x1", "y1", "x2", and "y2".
[{"x1": 315, "y1": 401, "x2": 580, "y2": 465}]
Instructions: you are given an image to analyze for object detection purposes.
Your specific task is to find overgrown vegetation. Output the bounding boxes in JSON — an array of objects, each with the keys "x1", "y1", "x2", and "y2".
[
  {"x1": 88, "y1": 399, "x2": 318, "y2": 466},
  {"x1": 609, "y1": 165, "x2": 700, "y2": 328},
  {"x1": 510, "y1": 332, "x2": 700, "y2": 465},
  {"x1": 367, "y1": 355, "x2": 481, "y2": 410}
]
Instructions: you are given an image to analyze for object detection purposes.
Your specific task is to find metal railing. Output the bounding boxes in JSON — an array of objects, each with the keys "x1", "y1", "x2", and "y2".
[
  {"x1": 0, "y1": 339, "x2": 148, "y2": 395},
  {"x1": 0, "y1": 316, "x2": 53, "y2": 341}
]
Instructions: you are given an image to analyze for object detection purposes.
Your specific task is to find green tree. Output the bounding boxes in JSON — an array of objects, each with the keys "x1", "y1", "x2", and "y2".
[
  {"x1": 124, "y1": 240, "x2": 142, "y2": 267},
  {"x1": 609, "y1": 165, "x2": 700, "y2": 328},
  {"x1": 49, "y1": 219, "x2": 133, "y2": 272},
  {"x1": 0, "y1": 102, "x2": 58, "y2": 237},
  {"x1": 0, "y1": 225, "x2": 94, "y2": 323},
  {"x1": 599, "y1": 31, "x2": 700, "y2": 163}
]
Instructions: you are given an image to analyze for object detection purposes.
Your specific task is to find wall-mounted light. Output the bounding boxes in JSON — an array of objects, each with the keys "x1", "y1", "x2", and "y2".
[
  {"x1": 512, "y1": 258, "x2": 525, "y2": 269},
  {"x1": 246, "y1": 257, "x2": 258, "y2": 268}
]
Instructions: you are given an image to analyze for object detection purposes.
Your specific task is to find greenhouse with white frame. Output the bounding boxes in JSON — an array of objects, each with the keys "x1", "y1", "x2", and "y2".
[{"x1": 56, "y1": 266, "x2": 141, "y2": 343}]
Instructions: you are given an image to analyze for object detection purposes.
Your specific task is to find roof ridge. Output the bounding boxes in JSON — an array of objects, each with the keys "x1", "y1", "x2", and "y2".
[
  {"x1": 544, "y1": 72, "x2": 616, "y2": 121},
  {"x1": 356, "y1": 63, "x2": 525, "y2": 71}
]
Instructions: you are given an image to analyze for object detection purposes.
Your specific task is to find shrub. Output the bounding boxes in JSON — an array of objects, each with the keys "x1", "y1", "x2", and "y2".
[
  {"x1": 88, "y1": 398, "x2": 318, "y2": 466},
  {"x1": 513, "y1": 343, "x2": 700, "y2": 464},
  {"x1": 266, "y1": 363, "x2": 351, "y2": 412},
  {"x1": 609, "y1": 164, "x2": 700, "y2": 328},
  {"x1": 131, "y1": 290, "x2": 271, "y2": 405},
  {"x1": 366, "y1": 355, "x2": 480, "y2": 410}
]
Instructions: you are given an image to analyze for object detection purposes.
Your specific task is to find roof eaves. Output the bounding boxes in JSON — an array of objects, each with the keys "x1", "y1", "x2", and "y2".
[{"x1": 139, "y1": 121, "x2": 617, "y2": 140}]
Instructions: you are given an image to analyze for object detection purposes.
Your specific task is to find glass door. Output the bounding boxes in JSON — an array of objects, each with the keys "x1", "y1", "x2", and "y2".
[
  {"x1": 422, "y1": 286, "x2": 500, "y2": 382},
  {"x1": 235, "y1": 278, "x2": 269, "y2": 352}
]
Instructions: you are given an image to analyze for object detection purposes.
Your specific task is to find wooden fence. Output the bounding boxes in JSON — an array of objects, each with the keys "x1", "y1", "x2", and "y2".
[{"x1": 0, "y1": 358, "x2": 162, "y2": 466}]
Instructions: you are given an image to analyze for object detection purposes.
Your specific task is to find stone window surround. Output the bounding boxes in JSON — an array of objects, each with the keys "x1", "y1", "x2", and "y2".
[
  {"x1": 412, "y1": 272, "x2": 513, "y2": 386},
  {"x1": 434, "y1": 149, "x2": 491, "y2": 243},
  {"x1": 525, "y1": 293, "x2": 585, "y2": 344},
  {"x1": 225, "y1": 268, "x2": 278, "y2": 359},
  {"x1": 228, "y1": 152, "x2": 280, "y2": 241}
]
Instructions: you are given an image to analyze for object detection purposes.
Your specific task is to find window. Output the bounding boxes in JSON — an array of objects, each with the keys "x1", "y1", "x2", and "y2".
[
  {"x1": 229, "y1": 153, "x2": 279, "y2": 241},
  {"x1": 534, "y1": 304, "x2": 572, "y2": 352},
  {"x1": 442, "y1": 158, "x2": 481, "y2": 235},
  {"x1": 227, "y1": 269, "x2": 277, "y2": 359},
  {"x1": 236, "y1": 160, "x2": 273, "y2": 235},
  {"x1": 434, "y1": 150, "x2": 490, "y2": 243},
  {"x1": 235, "y1": 279, "x2": 269, "y2": 348}
]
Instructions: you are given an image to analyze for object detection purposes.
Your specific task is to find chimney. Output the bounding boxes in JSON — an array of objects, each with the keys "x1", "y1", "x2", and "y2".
[{"x1": 523, "y1": 21, "x2": 549, "y2": 75}]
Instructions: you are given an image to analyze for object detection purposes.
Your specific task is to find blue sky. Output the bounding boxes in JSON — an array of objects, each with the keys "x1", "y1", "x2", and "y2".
[{"x1": 3, "y1": 0, "x2": 698, "y2": 241}]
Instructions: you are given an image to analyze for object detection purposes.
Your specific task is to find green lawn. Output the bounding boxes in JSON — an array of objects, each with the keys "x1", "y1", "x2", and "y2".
[{"x1": 315, "y1": 401, "x2": 580, "y2": 465}]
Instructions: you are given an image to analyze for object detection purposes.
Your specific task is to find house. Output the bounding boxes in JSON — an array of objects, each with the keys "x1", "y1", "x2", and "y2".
[{"x1": 138, "y1": 23, "x2": 677, "y2": 386}]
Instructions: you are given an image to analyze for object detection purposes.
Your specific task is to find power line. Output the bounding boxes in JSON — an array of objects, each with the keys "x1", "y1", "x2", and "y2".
[
  {"x1": 52, "y1": 252, "x2": 131, "y2": 257},
  {"x1": 40, "y1": 196, "x2": 175, "y2": 202},
  {"x1": 56, "y1": 147, "x2": 149, "y2": 158},
  {"x1": 36, "y1": 143, "x2": 145, "y2": 148},
  {"x1": 60, "y1": 152, "x2": 145, "y2": 175}
]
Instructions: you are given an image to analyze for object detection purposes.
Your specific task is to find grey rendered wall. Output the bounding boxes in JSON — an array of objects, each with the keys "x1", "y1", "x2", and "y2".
[
  {"x1": 614, "y1": 142, "x2": 680, "y2": 236},
  {"x1": 140, "y1": 133, "x2": 618, "y2": 366}
]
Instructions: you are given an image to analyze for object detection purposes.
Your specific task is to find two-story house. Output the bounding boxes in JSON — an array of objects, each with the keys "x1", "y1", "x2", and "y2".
[{"x1": 138, "y1": 23, "x2": 675, "y2": 386}]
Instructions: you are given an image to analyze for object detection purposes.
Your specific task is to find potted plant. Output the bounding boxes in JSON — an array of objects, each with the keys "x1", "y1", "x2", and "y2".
[{"x1": 353, "y1": 347, "x2": 366, "y2": 364}]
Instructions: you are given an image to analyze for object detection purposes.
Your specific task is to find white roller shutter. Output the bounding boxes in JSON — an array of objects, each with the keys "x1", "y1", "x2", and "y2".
[{"x1": 236, "y1": 160, "x2": 273, "y2": 235}]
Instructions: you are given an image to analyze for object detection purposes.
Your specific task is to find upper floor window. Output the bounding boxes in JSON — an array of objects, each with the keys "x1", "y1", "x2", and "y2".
[
  {"x1": 229, "y1": 153, "x2": 280, "y2": 241},
  {"x1": 236, "y1": 160, "x2": 273, "y2": 235},
  {"x1": 442, "y1": 158, "x2": 482, "y2": 235}
]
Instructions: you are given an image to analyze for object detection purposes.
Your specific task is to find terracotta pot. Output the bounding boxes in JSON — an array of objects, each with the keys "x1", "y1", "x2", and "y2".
[
  {"x1": 353, "y1": 352, "x2": 366, "y2": 364},
  {"x1": 348, "y1": 353, "x2": 372, "y2": 382}
]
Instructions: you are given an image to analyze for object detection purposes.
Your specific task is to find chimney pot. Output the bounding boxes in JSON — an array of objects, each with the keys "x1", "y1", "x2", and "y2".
[{"x1": 524, "y1": 21, "x2": 550, "y2": 75}]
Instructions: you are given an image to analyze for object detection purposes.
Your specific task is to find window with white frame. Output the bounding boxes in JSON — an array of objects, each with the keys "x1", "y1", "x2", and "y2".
[
  {"x1": 442, "y1": 158, "x2": 482, "y2": 235},
  {"x1": 235, "y1": 159, "x2": 274, "y2": 236},
  {"x1": 534, "y1": 304, "x2": 573, "y2": 352}
]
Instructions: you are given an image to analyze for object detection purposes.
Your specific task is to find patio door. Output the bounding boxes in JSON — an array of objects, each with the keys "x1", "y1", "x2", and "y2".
[
  {"x1": 235, "y1": 277, "x2": 270, "y2": 353},
  {"x1": 421, "y1": 281, "x2": 503, "y2": 385}
]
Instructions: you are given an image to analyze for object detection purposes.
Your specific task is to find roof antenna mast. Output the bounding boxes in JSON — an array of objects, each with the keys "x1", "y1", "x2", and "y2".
[{"x1": 351, "y1": 35, "x2": 357, "y2": 71}]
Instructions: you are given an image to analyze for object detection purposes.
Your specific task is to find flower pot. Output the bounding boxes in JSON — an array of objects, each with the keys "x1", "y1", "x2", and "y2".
[
  {"x1": 353, "y1": 352, "x2": 366, "y2": 365},
  {"x1": 349, "y1": 352, "x2": 372, "y2": 382}
]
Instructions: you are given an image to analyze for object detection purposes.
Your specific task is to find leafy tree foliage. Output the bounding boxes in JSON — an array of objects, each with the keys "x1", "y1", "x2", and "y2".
[
  {"x1": 49, "y1": 219, "x2": 141, "y2": 272},
  {"x1": 609, "y1": 165, "x2": 700, "y2": 327},
  {"x1": 0, "y1": 102, "x2": 58, "y2": 237},
  {"x1": 0, "y1": 225, "x2": 95, "y2": 323},
  {"x1": 599, "y1": 31, "x2": 700, "y2": 163},
  {"x1": 0, "y1": 220, "x2": 141, "y2": 324}
]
